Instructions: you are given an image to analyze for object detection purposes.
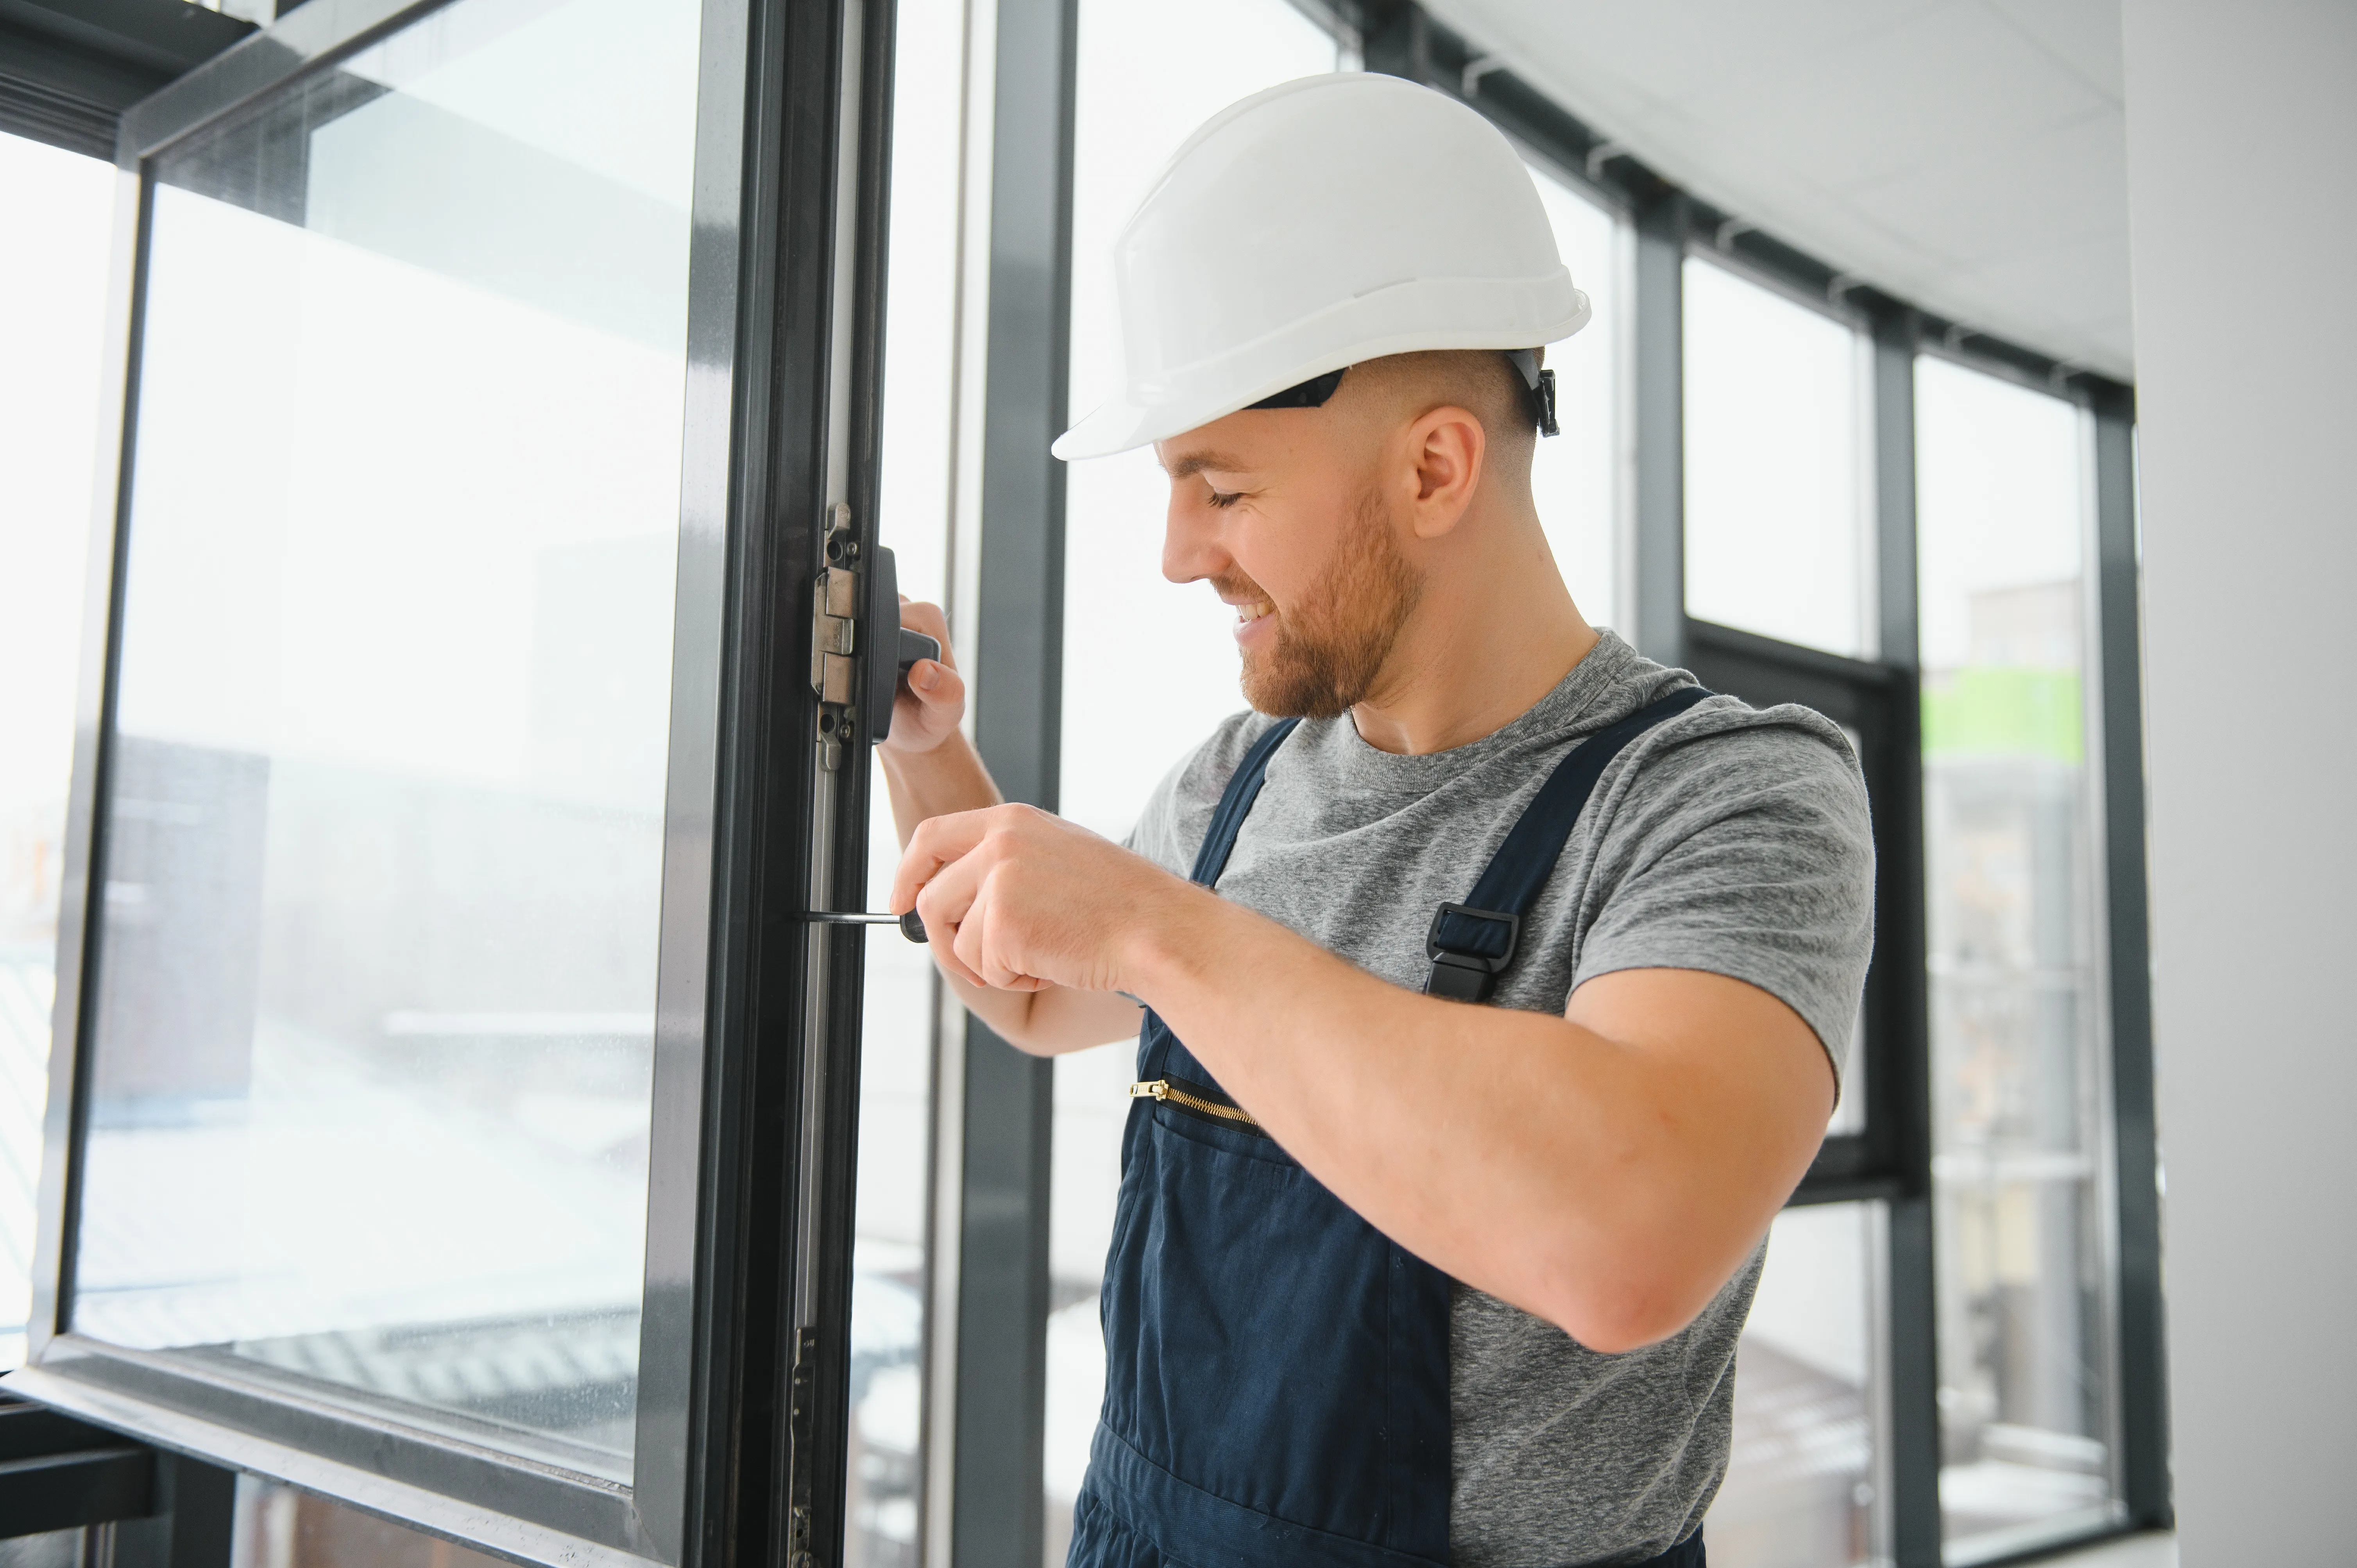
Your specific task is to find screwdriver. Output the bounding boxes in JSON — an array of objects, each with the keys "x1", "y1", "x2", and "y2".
[{"x1": 807, "y1": 909, "x2": 929, "y2": 943}]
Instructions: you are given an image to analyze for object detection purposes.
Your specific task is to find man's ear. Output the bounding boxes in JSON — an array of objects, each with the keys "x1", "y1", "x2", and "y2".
[{"x1": 1406, "y1": 404, "x2": 1485, "y2": 539}]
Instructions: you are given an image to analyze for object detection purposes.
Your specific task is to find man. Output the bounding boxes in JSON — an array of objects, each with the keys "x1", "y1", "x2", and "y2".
[{"x1": 880, "y1": 74, "x2": 1872, "y2": 1568}]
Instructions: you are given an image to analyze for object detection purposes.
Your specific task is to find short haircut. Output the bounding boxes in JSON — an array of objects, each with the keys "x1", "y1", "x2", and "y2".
[{"x1": 1349, "y1": 349, "x2": 1542, "y2": 482}]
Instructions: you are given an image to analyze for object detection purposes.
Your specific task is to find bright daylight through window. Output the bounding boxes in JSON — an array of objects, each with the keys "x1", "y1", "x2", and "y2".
[
  {"x1": 0, "y1": 130, "x2": 115, "y2": 1374},
  {"x1": 66, "y1": 0, "x2": 702, "y2": 1478},
  {"x1": 1683, "y1": 256, "x2": 1873, "y2": 659},
  {"x1": 840, "y1": 0, "x2": 969, "y2": 1552},
  {"x1": 1713, "y1": 1200, "x2": 1885, "y2": 1568},
  {"x1": 1915, "y1": 356, "x2": 2121, "y2": 1561},
  {"x1": 1522, "y1": 164, "x2": 1622, "y2": 637},
  {"x1": 1681, "y1": 248, "x2": 1888, "y2": 1568}
]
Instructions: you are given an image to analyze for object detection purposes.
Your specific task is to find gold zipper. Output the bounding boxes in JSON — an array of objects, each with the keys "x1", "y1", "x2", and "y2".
[{"x1": 1130, "y1": 1076, "x2": 1264, "y2": 1134}]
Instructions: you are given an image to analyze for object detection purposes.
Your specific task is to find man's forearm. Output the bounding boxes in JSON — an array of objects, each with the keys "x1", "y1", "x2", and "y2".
[
  {"x1": 880, "y1": 733, "x2": 1025, "y2": 1033},
  {"x1": 880, "y1": 729, "x2": 1001, "y2": 849},
  {"x1": 1117, "y1": 889, "x2": 1827, "y2": 1352}
]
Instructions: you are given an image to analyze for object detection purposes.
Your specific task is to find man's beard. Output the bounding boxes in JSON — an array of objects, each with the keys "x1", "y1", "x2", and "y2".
[{"x1": 1229, "y1": 489, "x2": 1424, "y2": 720}]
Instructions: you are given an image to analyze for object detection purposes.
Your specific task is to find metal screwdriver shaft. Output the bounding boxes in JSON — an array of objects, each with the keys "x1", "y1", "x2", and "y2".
[{"x1": 805, "y1": 909, "x2": 928, "y2": 943}]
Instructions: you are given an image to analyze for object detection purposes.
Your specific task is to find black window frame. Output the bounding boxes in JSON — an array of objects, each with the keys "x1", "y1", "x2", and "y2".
[{"x1": 10, "y1": 0, "x2": 906, "y2": 1563}]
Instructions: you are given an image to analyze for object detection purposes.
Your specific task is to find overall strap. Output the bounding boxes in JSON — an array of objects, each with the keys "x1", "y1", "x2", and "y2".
[
  {"x1": 1425, "y1": 685, "x2": 1713, "y2": 1002},
  {"x1": 1187, "y1": 718, "x2": 1301, "y2": 888}
]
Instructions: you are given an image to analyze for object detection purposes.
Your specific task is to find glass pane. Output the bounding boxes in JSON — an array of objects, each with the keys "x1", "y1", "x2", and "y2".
[
  {"x1": 0, "y1": 1530, "x2": 87, "y2": 1568},
  {"x1": 841, "y1": 0, "x2": 965, "y2": 1549},
  {"x1": 0, "y1": 132, "x2": 115, "y2": 1371},
  {"x1": 234, "y1": 1474, "x2": 508, "y2": 1568},
  {"x1": 1525, "y1": 166, "x2": 1621, "y2": 635},
  {"x1": 1915, "y1": 356, "x2": 2121, "y2": 1559},
  {"x1": 70, "y1": 0, "x2": 703, "y2": 1480},
  {"x1": 1683, "y1": 257, "x2": 1872, "y2": 658},
  {"x1": 1052, "y1": 0, "x2": 1342, "y2": 1554},
  {"x1": 1711, "y1": 1201, "x2": 1885, "y2": 1568}
]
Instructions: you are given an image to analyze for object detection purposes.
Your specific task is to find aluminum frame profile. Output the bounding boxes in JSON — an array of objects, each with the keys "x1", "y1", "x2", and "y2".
[
  {"x1": 2088, "y1": 387, "x2": 2170, "y2": 1535},
  {"x1": 14, "y1": 0, "x2": 891, "y2": 1561},
  {"x1": 0, "y1": 0, "x2": 256, "y2": 160}
]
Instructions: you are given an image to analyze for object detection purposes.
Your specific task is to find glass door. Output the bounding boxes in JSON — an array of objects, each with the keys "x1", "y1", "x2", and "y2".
[{"x1": 15, "y1": 0, "x2": 897, "y2": 1563}]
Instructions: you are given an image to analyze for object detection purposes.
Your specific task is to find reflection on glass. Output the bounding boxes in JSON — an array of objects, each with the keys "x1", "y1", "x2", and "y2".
[
  {"x1": 1052, "y1": 0, "x2": 1342, "y2": 1555},
  {"x1": 0, "y1": 131, "x2": 116, "y2": 1372},
  {"x1": 840, "y1": 0, "x2": 965, "y2": 1547},
  {"x1": 69, "y1": 0, "x2": 703, "y2": 1479},
  {"x1": 1683, "y1": 257, "x2": 1871, "y2": 658},
  {"x1": 0, "y1": 1529, "x2": 84, "y2": 1568},
  {"x1": 1915, "y1": 357, "x2": 2119, "y2": 1560},
  {"x1": 1711, "y1": 1201, "x2": 1883, "y2": 1568},
  {"x1": 1525, "y1": 166, "x2": 1621, "y2": 635}
]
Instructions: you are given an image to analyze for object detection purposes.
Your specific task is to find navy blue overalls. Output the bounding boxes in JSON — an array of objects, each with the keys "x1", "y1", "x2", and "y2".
[{"x1": 1069, "y1": 689, "x2": 1715, "y2": 1568}]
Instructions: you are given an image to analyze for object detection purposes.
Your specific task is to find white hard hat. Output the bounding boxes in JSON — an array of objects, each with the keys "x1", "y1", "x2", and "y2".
[{"x1": 1053, "y1": 72, "x2": 1591, "y2": 462}]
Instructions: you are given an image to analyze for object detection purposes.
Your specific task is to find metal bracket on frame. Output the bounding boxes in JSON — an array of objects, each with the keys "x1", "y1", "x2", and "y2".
[
  {"x1": 811, "y1": 502, "x2": 859, "y2": 770},
  {"x1": 784, "y1": 1325, "x2": 821, "y2": 1568}
]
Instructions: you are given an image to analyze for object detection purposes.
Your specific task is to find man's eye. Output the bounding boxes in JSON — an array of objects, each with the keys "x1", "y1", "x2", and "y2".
[{"x1": 1207, "y1": 489, "x2": 1243, "y2": 510}]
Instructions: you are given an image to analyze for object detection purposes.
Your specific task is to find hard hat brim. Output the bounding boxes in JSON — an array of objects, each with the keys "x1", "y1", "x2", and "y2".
[{"x1": 1052, "y1": 286, "x2": 1593, "y2": 462}]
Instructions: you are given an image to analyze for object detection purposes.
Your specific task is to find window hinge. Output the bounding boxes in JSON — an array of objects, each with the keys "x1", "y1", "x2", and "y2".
[
  {"x1": 811, "y1": 503, "x2": 858, "y2": 770},
  {"x1": 786, "y1": 1323, "x2": 820, "y2": 1568}
]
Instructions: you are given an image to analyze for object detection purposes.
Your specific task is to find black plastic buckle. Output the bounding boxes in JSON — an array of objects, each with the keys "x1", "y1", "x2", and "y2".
[
  {"x1": 1423, "y1": 903, "x2": 1521, "y2": 1003},
  {"x1": 1503, "y1": 349, "x2": 1560, "y2": 438}
]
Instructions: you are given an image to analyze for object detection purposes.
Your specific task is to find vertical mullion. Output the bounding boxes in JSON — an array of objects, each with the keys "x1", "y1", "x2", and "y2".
[
  {"x1": 952, "y1": 0, "x2": 1077, "y2": 1561},
  {"x1": 2091, "y1": 384, "x2": 2170, "y2": 1531},
  {"x1": 1630, "y1": 193, "x2": 1686, "y2": 669},
  {"x1": 799, "y1": 0, "x2": 906, "y2": 1559},
  {"x1": 1870, "y1": 311, "x2": 1942, "y2": 1568},
  {"x1": 694, "y1": 0, "x2": 870, "y2": 1555}
]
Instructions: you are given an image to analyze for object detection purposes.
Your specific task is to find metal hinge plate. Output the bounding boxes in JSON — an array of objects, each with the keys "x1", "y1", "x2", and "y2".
[
  {"x1": 811, "y1": 567, "x2": 857, "y2": 703},
  {"x1": 812, "y1": 503, "x2": 858, "y2": 770},
  {"x1": 785, "y1": 1324, "x2": 820, "y2": 1568}
]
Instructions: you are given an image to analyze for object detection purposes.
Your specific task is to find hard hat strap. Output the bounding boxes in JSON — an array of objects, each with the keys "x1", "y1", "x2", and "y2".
[
  {"x1": 1247, "y1": 367, "x2": 1348, "y2": 410},
  {"x1": 1245, "y1": 353, "x2": 1560, "y2": 437}
]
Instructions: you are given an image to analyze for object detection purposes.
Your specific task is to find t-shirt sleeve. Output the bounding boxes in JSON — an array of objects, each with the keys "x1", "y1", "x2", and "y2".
[
  {"x1": 1573, "y1": 709, "x2": 1876, "y2": 1082},
  {"x1": 1124, "y1": 754, "x2": 1196, "y2": 873}
]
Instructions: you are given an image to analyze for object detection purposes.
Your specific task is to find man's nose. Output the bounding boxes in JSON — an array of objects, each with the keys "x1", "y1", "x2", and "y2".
[{"x1": 1162, "y1": 495, "x2": 1227, "y2": 586}]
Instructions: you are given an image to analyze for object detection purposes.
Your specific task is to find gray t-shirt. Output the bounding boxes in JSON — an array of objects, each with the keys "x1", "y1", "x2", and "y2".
[{"x1": 1124, "y1": 631, "x2": 1876, "y2": 1567}]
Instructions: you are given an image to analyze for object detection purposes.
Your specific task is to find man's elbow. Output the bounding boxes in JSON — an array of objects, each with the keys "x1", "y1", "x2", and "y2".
[{"x1": 1532, "y1": 1264, "x2": 1723, "y2": 1356}]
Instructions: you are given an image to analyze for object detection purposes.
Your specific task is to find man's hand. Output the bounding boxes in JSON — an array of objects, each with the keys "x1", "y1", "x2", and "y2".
[
  {"x1": 891, "y1": 803, "x2": 1204, "y2": 997},
  {"x1": 881, "y1": 597, "x2": 965, "y2": 757},
  {"x1": 871, "y1": 603, "x2": 1153, "y2": 1056},
  {"x1": 874, "y1": 600, "x2": 1000, "y2": 846}
]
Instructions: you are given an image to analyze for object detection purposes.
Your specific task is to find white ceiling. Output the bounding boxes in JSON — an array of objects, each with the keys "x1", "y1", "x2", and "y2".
[{"x1": 1426, "y1": 0, "x2": 2133, "y2": 379}]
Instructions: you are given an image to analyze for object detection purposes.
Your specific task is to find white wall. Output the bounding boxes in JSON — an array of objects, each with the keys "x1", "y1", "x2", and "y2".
[{"x1": 2121, "y1": 2, "x2": 2357, "y2": 1557}]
